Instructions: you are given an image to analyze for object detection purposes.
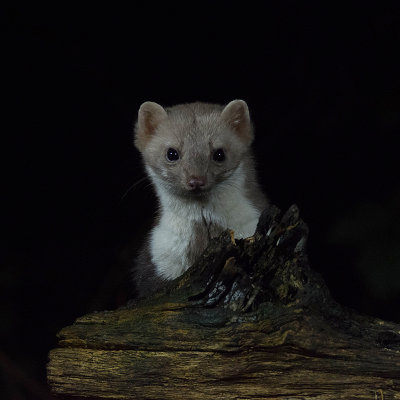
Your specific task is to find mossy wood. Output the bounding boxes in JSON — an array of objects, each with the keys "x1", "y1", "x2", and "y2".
[{"x1": 47, "y1": 205, "x2": 400, "y2": 399}]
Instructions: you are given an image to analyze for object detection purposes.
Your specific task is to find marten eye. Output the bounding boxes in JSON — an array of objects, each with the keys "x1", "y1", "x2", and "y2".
[
  {"x1": 166, "y1": 148, "x2": 180, "y2": 162},
  {"x1": 213, "y1": 148, "x2": 225, "y2": 162}
]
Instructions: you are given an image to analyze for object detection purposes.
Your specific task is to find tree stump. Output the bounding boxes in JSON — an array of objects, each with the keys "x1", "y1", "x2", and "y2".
[{"x1": 47, "y1": 205, "x2": 400, "y2": 399}]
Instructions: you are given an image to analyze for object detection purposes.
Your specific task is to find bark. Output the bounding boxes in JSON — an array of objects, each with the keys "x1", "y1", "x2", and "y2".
[{"x1": 47, "y1": 205, "x2": 400, "y2": 399}]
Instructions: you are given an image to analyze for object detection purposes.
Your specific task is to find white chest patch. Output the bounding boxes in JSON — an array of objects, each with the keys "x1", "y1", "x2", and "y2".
[{"x1": 148, "y1": 165, "x2": 261, "y2": 280}]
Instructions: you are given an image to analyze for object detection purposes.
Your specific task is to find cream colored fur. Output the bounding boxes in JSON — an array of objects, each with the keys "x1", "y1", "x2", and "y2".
[
  {"x1": 148, "y1": 164, "x2": 260, "y2": 279},
  {"x1": 134, "y1": 100, "x2": 268, "y2": 285}
]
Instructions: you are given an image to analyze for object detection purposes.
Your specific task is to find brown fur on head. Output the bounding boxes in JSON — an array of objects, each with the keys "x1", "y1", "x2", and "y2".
[{"x1": 134, "y1": 100, "x2": 254, "y2": 198}]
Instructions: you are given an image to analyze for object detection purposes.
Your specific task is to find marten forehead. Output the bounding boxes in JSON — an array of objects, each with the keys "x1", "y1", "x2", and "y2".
[
  {"x1": 167, "y1": 103, "x2": 223, "y2": 127},
  {"x1": 165, "y1": 110, "x2": 226, "y2": 143}
]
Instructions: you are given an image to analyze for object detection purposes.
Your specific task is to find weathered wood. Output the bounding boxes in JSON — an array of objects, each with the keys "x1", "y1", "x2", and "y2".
[{"x1": 47, "y1": 205, "x2": 400, "y2": 399}]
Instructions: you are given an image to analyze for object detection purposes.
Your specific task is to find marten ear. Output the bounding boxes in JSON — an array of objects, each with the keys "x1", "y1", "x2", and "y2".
[
  {"x1": 221, "y1": 100, "x2": 253, "y2": 145},
  {"x1": 135, "y1": 101, "x2": 168, "y2": 151}
]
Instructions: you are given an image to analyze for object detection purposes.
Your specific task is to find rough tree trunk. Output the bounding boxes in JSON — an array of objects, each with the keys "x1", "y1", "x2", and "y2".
[{"x1": 47, "y1": 205, "x2": 400, "y2": 399}]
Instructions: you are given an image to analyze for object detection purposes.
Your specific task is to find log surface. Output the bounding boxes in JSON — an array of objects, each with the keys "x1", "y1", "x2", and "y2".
[{"x1": 47, "y1": 205, "x2": 400, "y2": 399}]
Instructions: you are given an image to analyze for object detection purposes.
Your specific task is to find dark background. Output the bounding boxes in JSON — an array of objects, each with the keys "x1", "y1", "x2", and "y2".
[{"x1": 2, "y1": 3, "x2": 400, "y2": 399}]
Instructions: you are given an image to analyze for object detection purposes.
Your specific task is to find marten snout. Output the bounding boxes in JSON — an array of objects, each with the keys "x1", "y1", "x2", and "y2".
[{"x1": 187, "y1": 176, "x2": 207, "y2": 191}]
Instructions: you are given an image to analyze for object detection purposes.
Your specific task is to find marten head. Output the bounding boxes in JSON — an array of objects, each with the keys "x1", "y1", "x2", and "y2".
[{"x1": 134, "y1": 100, "x2": 254, "y2": 199}]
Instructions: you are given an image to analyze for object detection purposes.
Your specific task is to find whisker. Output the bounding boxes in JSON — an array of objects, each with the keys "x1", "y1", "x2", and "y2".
[{"x1": 120, "y1": 176, "x2": 149, "y2": 202}]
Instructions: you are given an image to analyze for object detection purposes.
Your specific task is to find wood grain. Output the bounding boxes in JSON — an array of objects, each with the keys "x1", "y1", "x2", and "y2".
[{"x1": 47, "y1": 205, "x2": 400, "y2": 399}]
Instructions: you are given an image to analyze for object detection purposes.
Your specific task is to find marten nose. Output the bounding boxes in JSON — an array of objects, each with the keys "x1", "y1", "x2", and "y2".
[{"x1": 187, "y1": 176, "x2": 207, "y2": 190}]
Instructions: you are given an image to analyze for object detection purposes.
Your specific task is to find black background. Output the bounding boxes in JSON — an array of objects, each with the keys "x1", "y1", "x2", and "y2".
[{"x1": 2, "y1": 3, "x2": 400, "y2": 399}]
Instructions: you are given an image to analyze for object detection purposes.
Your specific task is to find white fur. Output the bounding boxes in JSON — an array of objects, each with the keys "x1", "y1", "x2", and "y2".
[{"x1": 148, "y1": 164, "x2": 260, "y2": 280}]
